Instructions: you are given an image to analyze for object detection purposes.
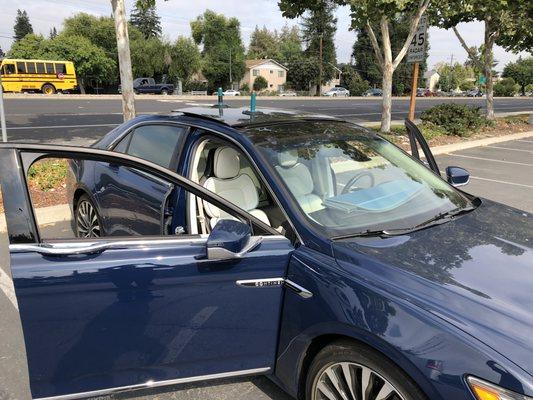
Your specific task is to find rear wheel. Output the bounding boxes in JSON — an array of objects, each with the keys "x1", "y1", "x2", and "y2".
[
  {"x1": 75, "y1": 194, "x2": 102, "y2": 238},
  {"x1": 306, "y1": 341, "x2": 426, "y2": 400},
  {"x1": 160, "y1": 88, "x2": 169, "y2": 95},
  {"x1": 42, "y1": 84, "x2": 56, "y2": 95}
]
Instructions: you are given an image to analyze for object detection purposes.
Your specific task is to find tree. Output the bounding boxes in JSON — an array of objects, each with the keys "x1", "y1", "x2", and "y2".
[
  {"x1": 352, "y1": 29, "x2": 382, "y2": 87},
  {"x1": 248, "y1": 26, "x2": 281, "y2": 60},
  {"x1": 130, "y1": 36, "x2": 166, "y2": 79},
  {"x1": 253, "y1": 75, "x2": 269, "y2": 91},
  {"x1": 429, "y1": 0, "x2": 532, "y2": 119},
  {"x1": 7, "y1": 34, "x2": 45, "y2": 58},
  {"x1": 191, "y1": 10, "x2": 246, "y2": 89},
  {"x1": 166, "y1": 37, "x2": 202, "y2": 85},
  {"x1": 278, "y1": 24, "x2": 302, "y2": 63},
  {"x1": 280, "y1": 0, "x2": 431, "y2": 132},
  {"x1": 49, "y1": 27, "x2": 58, "y2": 39},
  {"x1": 503, "y1": 57, "x2": 533, "y2": 96},
  {"x1": 300, "y1": 0, "x2": 337, "y2": 95},
  {"x1": 340, "y1": 64, "x2": 370, "y2": 95},
  {"x1": 13, "y1": 9, "x2": 33, "y2": 41},
  {"x1": 436, "y1": 62, "x2": 474, "y2": 92},
  {"x1": 130, "y1": 3, "x2": 162, "y2": 39},
  {"x1": 0, "y1": 47, "x2": 5, "y2": 60},
  {"x1": 285, "y1": 56, "x2": 320, "y2": 91},
  {"x1": 494, "y1": 77, "x2": 519, "y2": 97}
]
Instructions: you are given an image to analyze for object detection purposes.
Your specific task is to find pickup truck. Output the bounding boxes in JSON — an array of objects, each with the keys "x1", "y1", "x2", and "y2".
[{"x1": 119, "y1": 77, "x2": 174, "y2": 95}]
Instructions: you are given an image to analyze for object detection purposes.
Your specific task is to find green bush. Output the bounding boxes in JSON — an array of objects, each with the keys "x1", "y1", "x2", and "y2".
[
  {"x1": 420, "y1": 103, "x2": 489, "y2": 137},
  {"x1": 240, "y1": 83, "x2": 250, "y2": 94},
  {"x1": 253, "y1": 76, "x2": 268, "y2": 91},
  {"x1": 494, "y1": 78, "x2": 519, "y2": 97},
  {"x1": 459, "y1": 80, "x2": 476, "y2": 91}
]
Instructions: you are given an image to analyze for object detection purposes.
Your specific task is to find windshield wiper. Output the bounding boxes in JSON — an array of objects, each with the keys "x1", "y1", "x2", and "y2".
[{"x1": 332, "y1": 206, "x2": 477, "y2": 241}]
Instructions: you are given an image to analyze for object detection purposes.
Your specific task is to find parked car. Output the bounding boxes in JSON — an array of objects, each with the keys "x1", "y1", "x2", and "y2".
[
  {"x1": 2, "y1": 109, "x2": 532, "y2": 400},
  {"x1": 279, "y1": 90, "x2": 297, "y2": 97},
  {"x1": 223, "y1": 89, "x2": 241, "y2": 96},
  {"x1": 118, "y1": 77, "x2": 174, "y2": 95},
  {"x1": 324, "y1": 87, "x2": 350, "y2": 97},
  {"x1": 364, "y1": 88, "x2": 383, "y2": 96},
  {"x1": 466, "y1": 88, "x2": 484, "y2": 97}
]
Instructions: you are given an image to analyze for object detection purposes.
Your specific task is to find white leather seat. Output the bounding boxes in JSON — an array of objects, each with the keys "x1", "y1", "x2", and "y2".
[
  {"x1": 275, "y1": 150, "x2": 324, "y2": 214},
  {"x1": 202, "y1": 147, "x2": 270, "y2": 228}
]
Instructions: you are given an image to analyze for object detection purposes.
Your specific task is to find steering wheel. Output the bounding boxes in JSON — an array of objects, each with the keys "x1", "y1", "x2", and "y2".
[{"x1": 342, "y1": 171, "x2": 375, "y2": 194}]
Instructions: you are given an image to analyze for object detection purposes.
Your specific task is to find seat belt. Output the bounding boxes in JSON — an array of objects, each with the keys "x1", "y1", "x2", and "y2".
[{"x1": 196, "y1": 195, "x2": 209, "y2": 234}]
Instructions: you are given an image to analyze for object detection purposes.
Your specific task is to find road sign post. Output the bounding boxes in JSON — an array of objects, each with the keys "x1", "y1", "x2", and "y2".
[
  {"x1": 0, "y1": 74, "x2": 7, "y2": 142},
  {"x1": 407, "y1": 16, "x2": 428, "y2": 122}
]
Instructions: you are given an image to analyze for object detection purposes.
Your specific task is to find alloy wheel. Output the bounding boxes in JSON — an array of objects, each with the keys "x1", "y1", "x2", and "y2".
[
  {"x1": 76, "y1": 199, "x2": 101, "y2": 238},
  {"x1": 313, "y1": 362, "x2": 405, "y2": 400}
]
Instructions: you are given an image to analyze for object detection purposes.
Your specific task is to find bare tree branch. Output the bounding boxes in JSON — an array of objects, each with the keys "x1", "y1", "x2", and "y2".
[
  {"x1": 392, "y1": 0, "x2": 431, "y2": 69},
  {"x1": 380, "y1": 16, "x2": 393, "y2": 64},
  {"x1": 366, "y1": 21, "x2": 384, "y2": 69},
  {"x1": 452, "y1": 26, "x2": 484, "y2": 71}
]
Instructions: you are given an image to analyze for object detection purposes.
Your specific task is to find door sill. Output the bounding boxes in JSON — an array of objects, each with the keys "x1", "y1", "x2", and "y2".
[{"x1": 34, "y1": 367, "x2": 271, "y2": 400}]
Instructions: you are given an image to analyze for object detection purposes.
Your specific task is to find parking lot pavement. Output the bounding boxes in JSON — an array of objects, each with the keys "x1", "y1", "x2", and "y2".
[
  {"x1": 0, "y1": 137, "x2": 531, "y2": 400},
  {"x1": 435, "y1": 138, "x2": 533, "y2": 213}
]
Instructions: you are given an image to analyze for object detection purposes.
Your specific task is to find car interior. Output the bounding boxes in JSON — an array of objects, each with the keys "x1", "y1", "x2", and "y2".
[{"x1": 189, "y1": 139, "x2": 289, "y2": 237}]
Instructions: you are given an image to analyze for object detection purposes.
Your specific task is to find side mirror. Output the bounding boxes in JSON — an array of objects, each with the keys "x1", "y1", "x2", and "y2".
[
  {"x1": 446, "y1": 166, "x2": 470, "y2": 187},
  {"x1": 206, "y1": 219, "x2": 262, "y2": 260}
]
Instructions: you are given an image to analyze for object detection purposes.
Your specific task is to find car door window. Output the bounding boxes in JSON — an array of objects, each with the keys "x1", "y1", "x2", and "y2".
[{"x1": 115, "y1": 124, "x2": 185, "y2": 169}]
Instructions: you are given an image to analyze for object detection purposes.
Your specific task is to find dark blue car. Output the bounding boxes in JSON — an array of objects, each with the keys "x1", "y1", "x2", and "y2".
[{"x1": 1, "y1": 107, "x2": 532, "y2": 400}]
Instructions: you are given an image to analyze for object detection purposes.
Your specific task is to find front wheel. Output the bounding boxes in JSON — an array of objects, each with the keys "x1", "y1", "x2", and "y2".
[
  {"x1": 306, "y1": 341, "x2": 426, "y2": 400},
  {"x1": 42, "y1": 84, "x2": 56, "y2": 95},
  {"x1": 160, "y1": 89, "x2": 169, "y2": 95}
]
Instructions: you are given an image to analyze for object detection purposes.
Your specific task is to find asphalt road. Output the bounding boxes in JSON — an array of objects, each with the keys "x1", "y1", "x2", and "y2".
[
  {"x1": 3, "y1": 95, "x2": 533, "y2": 145},
  {"x1": 0, "y1": 95, "x2": 532, "y2": 400}
]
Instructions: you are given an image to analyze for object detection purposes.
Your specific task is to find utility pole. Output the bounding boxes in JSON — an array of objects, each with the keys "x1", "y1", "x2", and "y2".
[
  {"x1": 408, "y1": 62, "x2": 419, "y2": 121},
  {"x1": 229, "y1": 47, "x2": 232, "y2": 90},
  {"x1": 0, "y1": 74, "x2": 7, "y2": 142},
  {"x1": 111, "y1": 0, "x2": 135, "y2": 121},
  {"x1": 318, "y1": 33, "x2": 323, "y2": 96}
]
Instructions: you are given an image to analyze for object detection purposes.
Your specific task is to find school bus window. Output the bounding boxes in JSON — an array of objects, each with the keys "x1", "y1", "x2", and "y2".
[
  {"x1": 16, "y1": 62, "x2": 26, "y2": 74},
  {"x1": 27, "y1": 63, "x2": 36, "y2": 74},
  {"x1": 36, "y1": 63, "x2": 45, "y2": 74},
  {"x1": 46, "y1": 63, "x2": 54, "y2": 74},
  {"x1": 55, "y1": 63, "x2": 66, "y2": 74},
  {"x1": 2, "y1": 64, "x2": 15, "y2": 75}
]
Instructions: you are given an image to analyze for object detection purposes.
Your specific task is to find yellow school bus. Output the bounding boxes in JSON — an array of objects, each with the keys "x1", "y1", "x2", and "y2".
[{"x1": 0, "y1": 59, "x2": 78, "y2": 94}]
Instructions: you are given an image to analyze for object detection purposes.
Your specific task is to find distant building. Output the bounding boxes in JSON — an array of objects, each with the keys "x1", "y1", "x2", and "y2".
[
  {"x1": 424, "y1": 69, "x2": 440, "y2": 92},
  {"x1": 309, "y1": 65, "x2": 343, "y2": 96},
  {"x1": 241, "y1": 59, "x2": 288, "y2": 93}
]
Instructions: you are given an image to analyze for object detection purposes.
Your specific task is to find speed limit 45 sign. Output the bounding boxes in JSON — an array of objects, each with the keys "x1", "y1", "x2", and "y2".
[{"x1": 407, "y1": 16, "x2": 428, "y2": 63}]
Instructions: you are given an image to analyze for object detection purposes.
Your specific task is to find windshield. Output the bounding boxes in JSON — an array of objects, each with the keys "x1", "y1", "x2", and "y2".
[{"x1": 246, "y1": 121, "x2": 472, "y2": 238}]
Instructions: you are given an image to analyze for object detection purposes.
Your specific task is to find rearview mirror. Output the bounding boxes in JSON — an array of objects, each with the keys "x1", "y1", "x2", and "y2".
[
  {"x1": 446, "y1": 166, "x2": 470, "y2": 187},
  {"x1": 206, "y1": 219, "x2": 262, "y2": 260}
]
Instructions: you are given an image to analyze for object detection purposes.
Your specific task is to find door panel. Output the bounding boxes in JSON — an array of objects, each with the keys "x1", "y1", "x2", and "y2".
[
  {"x1": 0, "y1": 146, "x2": 294, "y2": 399},
  {"x1": 11, "y1": 236, "x2": 291, "y2": 398}
]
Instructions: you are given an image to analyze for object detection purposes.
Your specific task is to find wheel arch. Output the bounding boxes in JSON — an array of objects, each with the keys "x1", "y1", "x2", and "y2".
[
  {"x1": 41, "y1": 82, "x2": 56, "y2": 93},
  {"x1": 294, "y1": 329, "x2": 438, "y2": 400}
]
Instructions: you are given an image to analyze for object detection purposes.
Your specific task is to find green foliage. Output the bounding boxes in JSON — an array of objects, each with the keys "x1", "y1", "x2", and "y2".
[
  {"x1": 49, "y1": 27, "x2": 58, "y2": 39},
  {"x1": 253, "y1": 76, "x2": 268, "y2": 91},
  {"x1": 28, "y1": 159, "x2": 68, "y2": 192},
  {"x1": 459, "y1": 80, "x2": 476, "y2": 91},
  {"x1": 240, "y1": 83, "x2": 250, "y2": 93},
  {"x1": 13, "y1": 9, "x2": 33, "y2": 41},
  {"x1": 340, "y1": 64, "x2": 370, "y2": 95},
  {"x1": 502, "y1": 57, "x2": 533, "y2": 95},
  {"x1": 166, "y1": 37, "x2": 202, "y2": 85},
  {"x1": 420, "y1": 103, "x2": 490, "y2": 136},
  {"x1": 278, "y1": 25, "x2": 302, "y2": 62},
  {"x1": 248, "y1": 26, "x2": 281, "y2": 60},
  {"x1": 493, "y1": 77, "x2": 519, "y2": 97},
  {"x1": 8, "y1": 33, "x2": 45, "y2": 58},
  {"x1": 191, "y1": 10, "x2": 246, "y2": 89},
  {"x1": 300, "y1": 0, "x2": 337, "y2": 86},
  {"x1": 130, "y1": 3, "x2": 162, "y2": 39},
  {"x1": 285, "y1": 56, "x2": 320, "y2": 91},
  {"x1": 130, "y1": 36, "x2": 166, "y2": 79},
  {"x1": 436, "y1": 62, "x2": 475, "y2": 92}
]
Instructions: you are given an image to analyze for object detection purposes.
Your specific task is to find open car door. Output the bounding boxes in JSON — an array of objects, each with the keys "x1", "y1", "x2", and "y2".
[
  {"x1": 405, "y1": 119, "x2": 440, "y2": 175},
  {"x1": 0, "y1": 143, "x2": 295, "y2": 399}
]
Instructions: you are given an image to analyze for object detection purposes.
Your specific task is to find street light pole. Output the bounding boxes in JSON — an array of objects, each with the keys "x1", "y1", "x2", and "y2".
[
  {"x1": 0, "y1": 74, "x2": 7, "y2": 142},
  {"x1": 318, "y1": 34, "x2": 323, "y2": 97},
  {"x1": 229, "y1": 47, "x2": 232, "y2": 89}
]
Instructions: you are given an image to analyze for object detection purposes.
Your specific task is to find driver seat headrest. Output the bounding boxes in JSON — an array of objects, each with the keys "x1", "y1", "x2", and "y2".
[
  {"x1": 278, "y1": 150, "x2": 298, "y2": 168},
  {"x1": 213, "y1": 147, "x2": 240, "y2": 179}
]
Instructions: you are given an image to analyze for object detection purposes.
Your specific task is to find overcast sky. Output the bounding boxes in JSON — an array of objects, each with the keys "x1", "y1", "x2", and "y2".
[{"x1": 0, "y1": 0, "x2": 527, "y2": 72}]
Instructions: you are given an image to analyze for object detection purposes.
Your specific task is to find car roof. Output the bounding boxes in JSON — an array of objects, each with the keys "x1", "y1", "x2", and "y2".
[{"x1": 174, "y1": 106, "x2": 339, "y2": 128}]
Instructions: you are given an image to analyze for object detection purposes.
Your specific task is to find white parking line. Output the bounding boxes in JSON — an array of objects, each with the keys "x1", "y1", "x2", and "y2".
[
  {"x1": 449, "y1": 153, "x2": 533, "y2": 167},
  {"x1": 7, "y1": 123, "x2": 119, "y2": 130},
  {"x1": 517, "y1": 139, "x2": 533, "y2": 144},
  {"x1": 0, "y1": 267, "x2": 18, "y2": 310},
  {"x1": 470, "y1": 176, "x2": 533, "y2": 189},
  {"x1": 488, "y1": 145, "x2": 533, "y2": 153}
]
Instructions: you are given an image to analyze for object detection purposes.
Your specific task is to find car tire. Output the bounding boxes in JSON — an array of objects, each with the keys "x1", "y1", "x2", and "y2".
[
  {"x1": 161, "y1": 89, "x2": 169, "y2": 95},
  {"x1": 42, "y1": 84, "x2": 56, "y2": 95},
  {"x1": 75, "y1": 194, "x2": 102, "y2": 238},
  {"x1": 306, "y1": 340, "x2": 427, "y2": 400}
]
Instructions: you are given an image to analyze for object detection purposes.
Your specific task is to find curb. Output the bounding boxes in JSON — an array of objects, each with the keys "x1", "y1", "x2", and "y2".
[
  {"x1": 429, "y1": 130, "x2": 533, "y2": 155},
  {"x1": 0, "y1": 204, "x2": 71, "y2": 233}
]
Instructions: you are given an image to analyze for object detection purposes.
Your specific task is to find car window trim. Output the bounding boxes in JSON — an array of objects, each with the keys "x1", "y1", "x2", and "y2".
[{"x1": 0, "y1": 144, "x2": 279, "y2": 244}]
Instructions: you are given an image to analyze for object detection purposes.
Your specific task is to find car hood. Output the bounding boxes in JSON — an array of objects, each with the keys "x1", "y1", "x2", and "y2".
[{"x1": 332, "y1": 199, "x2": 533, "y2": 376}]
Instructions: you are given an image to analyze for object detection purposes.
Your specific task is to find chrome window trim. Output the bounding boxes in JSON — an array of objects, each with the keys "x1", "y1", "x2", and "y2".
[
  {"x1": 236, "y1": 277, "x2": 313, "y2": 299},
  {"x1": 34, "y1": 367, "x2": 271, "y2": 400}
]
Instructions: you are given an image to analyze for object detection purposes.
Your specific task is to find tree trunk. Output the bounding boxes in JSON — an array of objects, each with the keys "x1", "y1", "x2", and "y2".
[
  {"x1": 111, "y1": 0, "x2": 135, "y2": 121},
  {"x1": 483, "y1": 17, "x2": 496, "y2": 120},
  {"x1": 381, "y1": 64, "x2": 394, "y2": 133},
  {"x1": 484, "y1": 66, "x2": 494, "y2": 119}
]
